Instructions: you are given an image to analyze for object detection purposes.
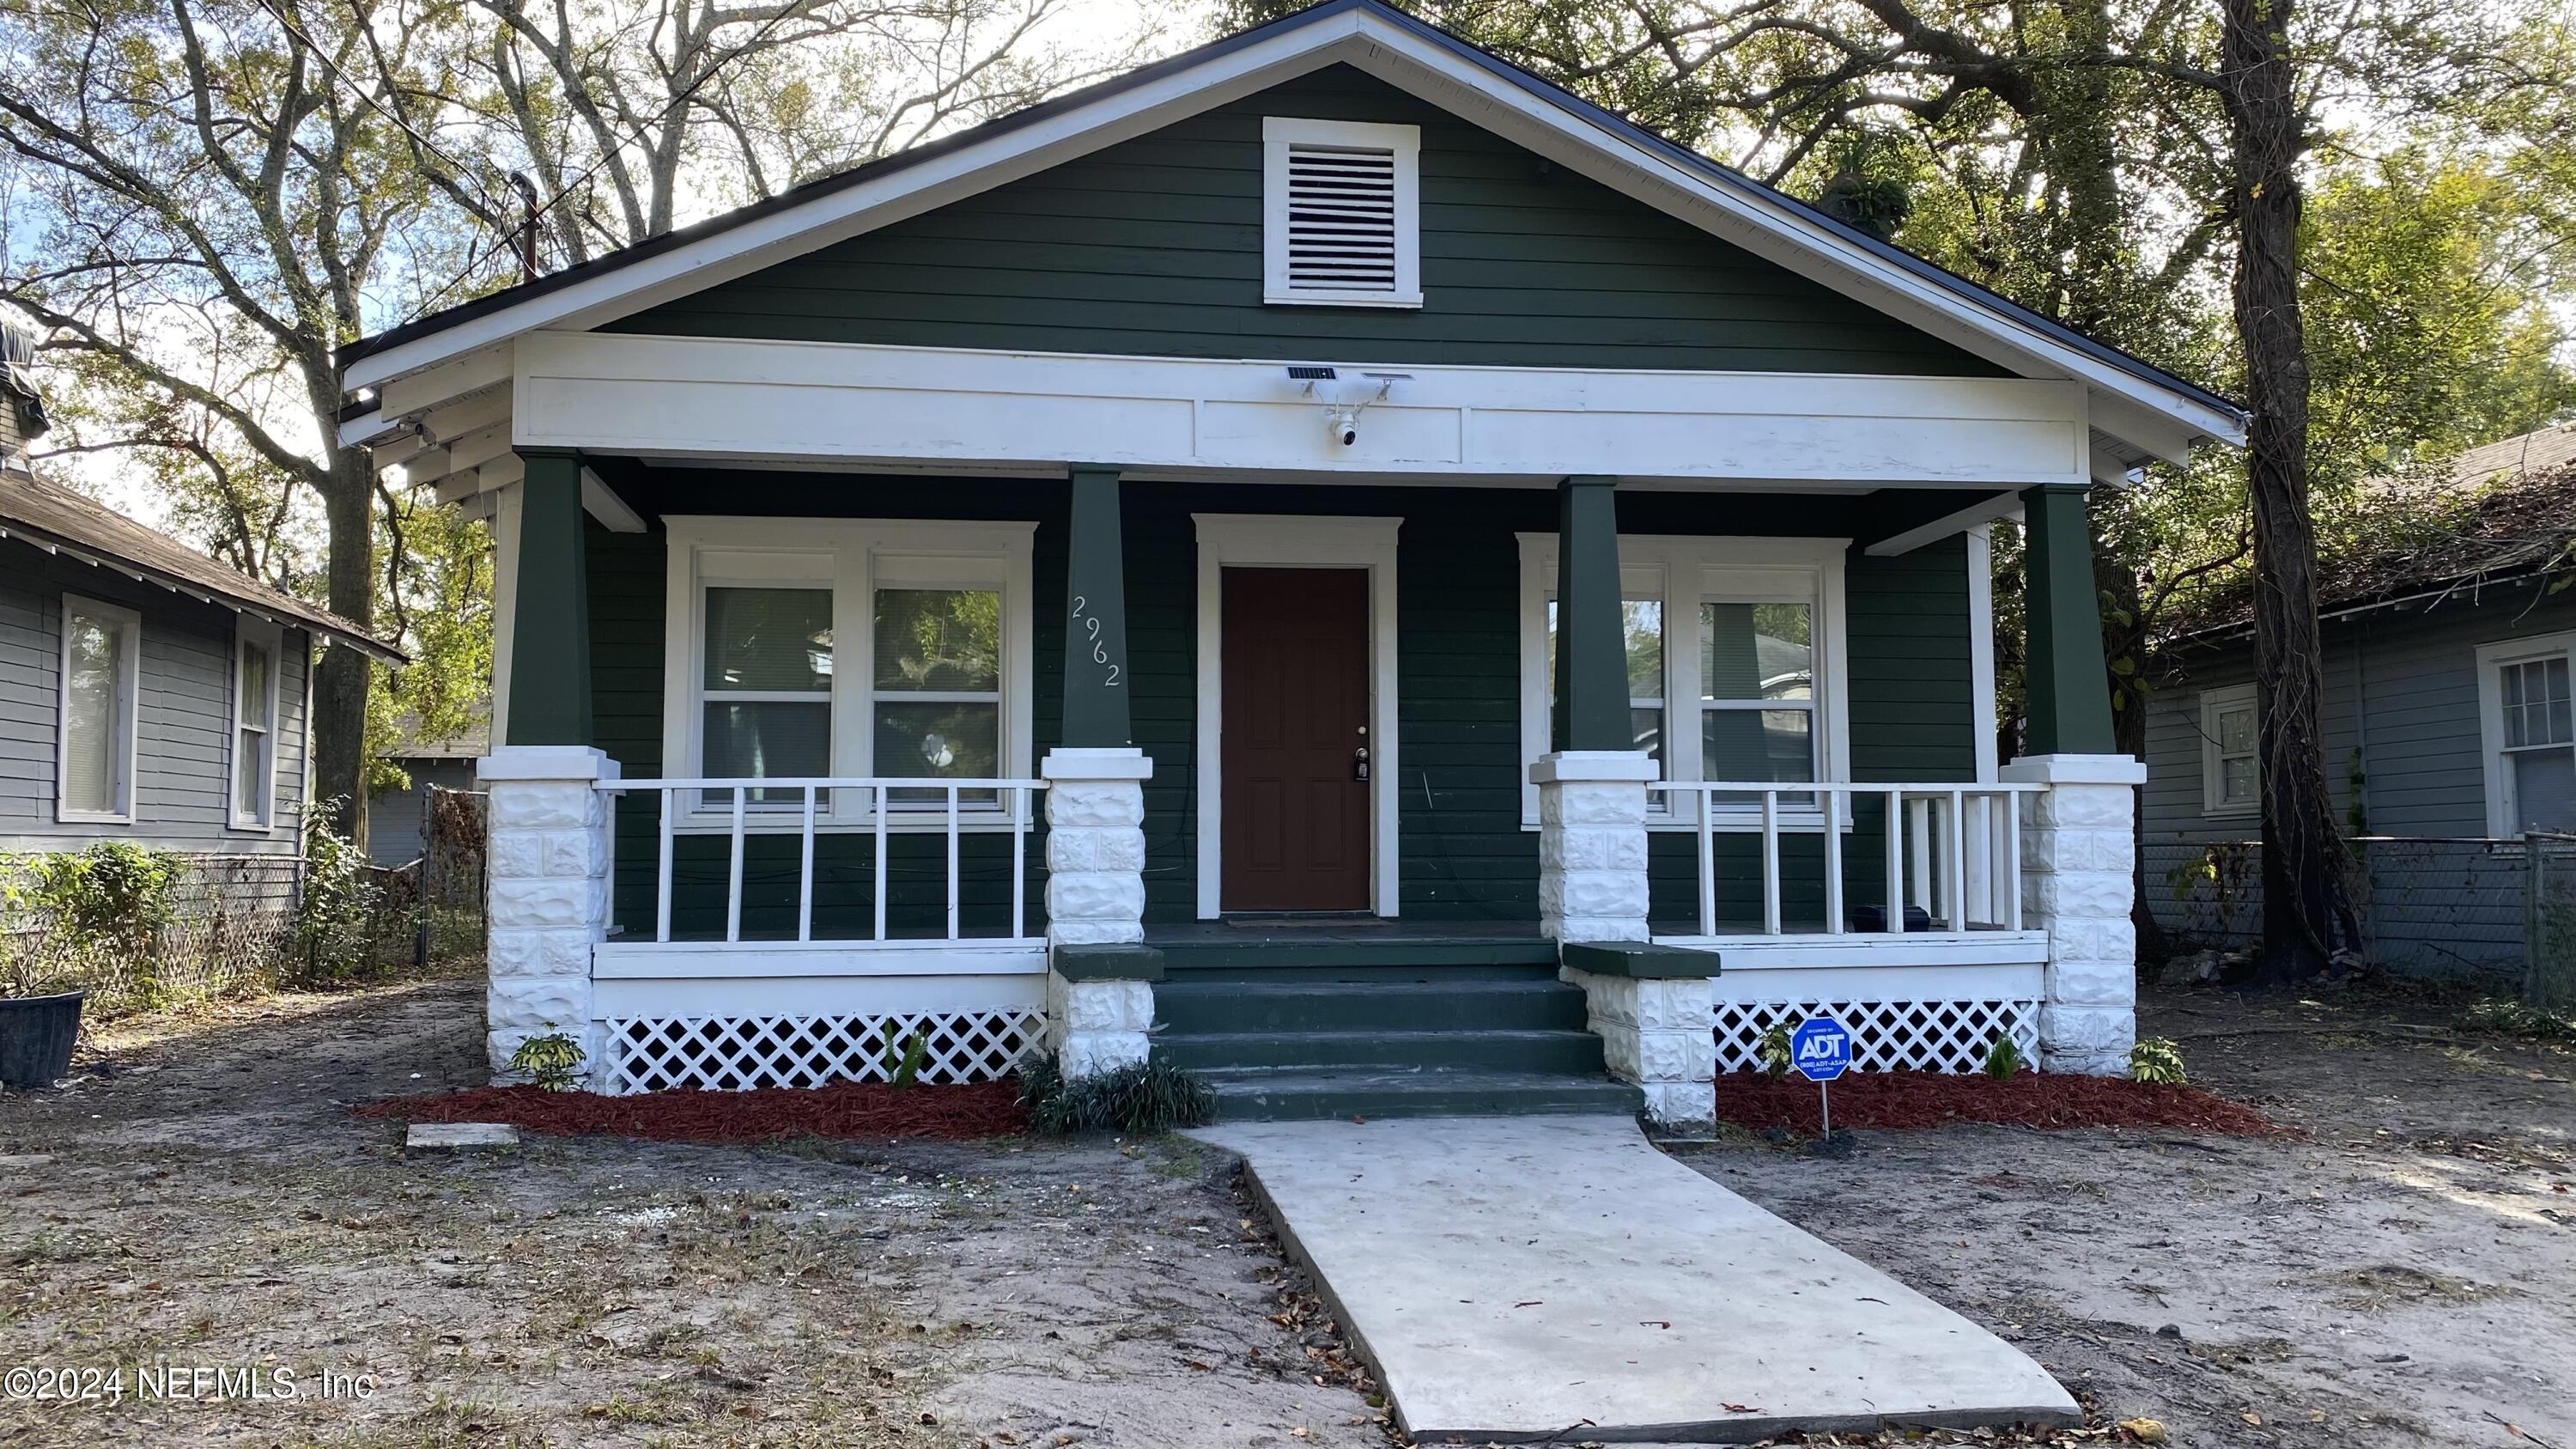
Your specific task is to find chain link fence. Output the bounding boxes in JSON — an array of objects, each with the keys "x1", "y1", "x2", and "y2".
[
  {"x1": 2529, "y1": 832, "x2": 2576, "y2": 1013},
  {"x1": 2145, "y1": 836, "x2": 2536, "y2": 985},
  {"x1": 2, "y1": 854, "x2": 302, "y2": 1017}
]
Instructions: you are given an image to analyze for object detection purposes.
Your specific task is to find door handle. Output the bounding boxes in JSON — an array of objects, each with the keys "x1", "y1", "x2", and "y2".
[{"x1": 1353, "y1": 746, "x2": 1370, "y2": 782}]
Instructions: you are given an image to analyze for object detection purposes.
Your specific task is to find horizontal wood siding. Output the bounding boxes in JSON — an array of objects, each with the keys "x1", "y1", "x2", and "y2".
[
  {"x1": 0, "y1": 536, "x2": 308, "y2": 855},
  {"x1": 584, "y1": 469, "x2": 1982, "y2": 928},
  {"x1": 2143, "y1": 583, "x2": 2576, "y2": 848},
  {"x1": 612, "y1": 67, "x2": 1999, "y2": 377}
]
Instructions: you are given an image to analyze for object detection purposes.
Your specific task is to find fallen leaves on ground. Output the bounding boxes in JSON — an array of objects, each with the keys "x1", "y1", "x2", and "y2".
[{"x1": 351, "y1": 1079, "x2": 1027, "y2": 1142}]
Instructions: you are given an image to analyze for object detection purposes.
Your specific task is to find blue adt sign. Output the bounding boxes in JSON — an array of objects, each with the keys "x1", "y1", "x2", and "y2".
[{"x1": 1791, "y1": 1016, "x2": 1854, "y2": 1082}]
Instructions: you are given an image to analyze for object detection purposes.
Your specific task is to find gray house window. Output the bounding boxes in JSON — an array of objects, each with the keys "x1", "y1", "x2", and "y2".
[
  {"x1": 232, "y1": 620, "x2": 283, "y2": 829},
  {"x1": 2198, "y1": 684, "x2": 2258, "y2": 818},
  {"x1": 57, "y1": 594, "x2": 141, "y2": 824},
  {"x1": 2499, "y1": 654, "x2": 2573, "y2": 831}
]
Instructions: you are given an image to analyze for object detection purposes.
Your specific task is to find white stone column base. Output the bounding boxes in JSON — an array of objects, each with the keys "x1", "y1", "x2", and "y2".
[
  {"x1": 2002, "y1": 752, "x2": 2145, "y2": 1075},
  {"x1": 478, "y1": 745, "x2": 619, "y2": 1087},
  {"x1": 1043, "y1": 748, "x2": 1152, "y2": 947},
  {"x1": 1046, "y1": 975, "x2": 1155, "y2": 1080},
  {"x1": 1562, "y1": 967, "x2": 1716, "y2": 1128},
  {"x1": 1532, "y1": 752, "x2": 1657, "y2": 944}
]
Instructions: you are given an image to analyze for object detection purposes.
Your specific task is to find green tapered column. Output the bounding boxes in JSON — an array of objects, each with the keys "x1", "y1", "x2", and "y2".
[
  {"x1": 506, "y1": 451, "x2": 592, "y2": 745},
  {"x1": 1552, "y1": 475, "x2": 1630, "y2": 752},
  {"x1": 1060, "y1": 466, "x2": 1132, "y2": 748},
  {"x1": 2021, "y1": 482, "x2": 2115, "y2": 756}
]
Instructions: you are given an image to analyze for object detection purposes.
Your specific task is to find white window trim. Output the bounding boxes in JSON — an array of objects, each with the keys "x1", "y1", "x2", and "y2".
[
  {"x1": 1194, "y1": 513, "x2": 1402, "y2": 920},
  {"x1": 1261, "y1": 116, "x2": 1423, "y2": 308},
  {"x1": 2476, "y1": 629, "x2": 2576, "y2": 837},
  {"x1": 56, "y1": 594, "x2": 143, "y2": 825},
  {"x1": 659, "y1": 516, "x2": 1036, "y2": 828},
  {"x1": 229, "y1": 618, "x2": 284, "y2": 831},
  {"x1": 2197, "y1": 682, "x2": 2260, "y2": 819},
  {"x1": 1515, "y1": 534, "x2": 1851, "y2": 830}
]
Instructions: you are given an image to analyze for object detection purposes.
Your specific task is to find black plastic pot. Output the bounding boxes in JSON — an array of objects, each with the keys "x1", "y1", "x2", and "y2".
[{"x1": 0, "y1": 991, "x2": 84, "y2": 1087}]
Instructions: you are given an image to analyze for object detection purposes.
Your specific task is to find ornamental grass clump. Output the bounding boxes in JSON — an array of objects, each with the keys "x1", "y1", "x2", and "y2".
[{"x1": 1018, "y1": 1055, "x2": 1214, "y2": 1135}]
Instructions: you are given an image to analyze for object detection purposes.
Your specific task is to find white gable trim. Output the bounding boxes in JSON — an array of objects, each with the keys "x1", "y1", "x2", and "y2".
[{"x1": 343, "y1": 4, "x2": 2241, "y2": 463}]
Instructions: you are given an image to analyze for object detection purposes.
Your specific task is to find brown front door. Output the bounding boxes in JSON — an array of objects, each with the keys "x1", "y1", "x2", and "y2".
[{"x1": 1221, "y1": 567, "x2": 1370, "y2": 911}]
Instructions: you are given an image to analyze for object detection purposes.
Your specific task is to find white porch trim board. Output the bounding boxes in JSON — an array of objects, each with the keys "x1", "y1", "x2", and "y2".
[
  {"x1": 1194, "y1": 513, "x2": 1402, "y2": 920},
  {"x1": 501, "y1": 332, "x2": 2095, "y2": 489}
]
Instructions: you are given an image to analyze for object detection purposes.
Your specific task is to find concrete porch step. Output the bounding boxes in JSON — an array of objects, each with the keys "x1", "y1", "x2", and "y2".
[
  {"x1": 1153, "y1": 978, "x2": 1591, "y2": 1035},
  {"x1": 1154, "y1": 1027, "x2": 1607, "y2": 1075},
  {"x1": 1195, "y1": 1067, "x2": 1645, "y2": 1122}
]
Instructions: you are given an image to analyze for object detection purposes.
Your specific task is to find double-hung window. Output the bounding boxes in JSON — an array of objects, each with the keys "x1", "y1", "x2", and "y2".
[
  {"x1": 2479, "y1": 632, "x2": 2576, "y2": 835},
  {"x1": 57, "y1": 594, "x2": 141, "y2": 824},
  {"x1": 2197, "y1": 683, "x2": 2258, "y2": 818},
  {"x1": 1519, "y1": 536, "x2": 1849, "y2": 826},
  {"x1": 231, "y1": 621, "x2": 283, "y2": 829},
  {"x1": 665, "y1": 519, "x2": 1035, "y2": 820}
]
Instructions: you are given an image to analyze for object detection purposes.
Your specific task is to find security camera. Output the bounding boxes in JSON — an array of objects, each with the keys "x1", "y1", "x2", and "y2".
[{"x1": 1329, "y1": 408, "x2": 1359, "y2": 447}]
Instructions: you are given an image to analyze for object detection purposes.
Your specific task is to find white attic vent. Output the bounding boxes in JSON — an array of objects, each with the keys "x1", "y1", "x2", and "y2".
[{"x1": 1263, "y1": 118, "x2": 1421, "y2": 307}]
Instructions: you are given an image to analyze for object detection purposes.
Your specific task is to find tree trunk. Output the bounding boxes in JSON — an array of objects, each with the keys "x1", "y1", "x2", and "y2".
[
  {"x1": 310, "y1": 447, "x2": 375, "y2": 854},
  {"x1": 2222, "y1": 0, "x2": 2344, "y2": 983}
]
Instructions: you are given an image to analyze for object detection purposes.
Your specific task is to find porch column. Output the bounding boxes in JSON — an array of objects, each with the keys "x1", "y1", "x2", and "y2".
[
  {"x1": 504, "y1": 450, "x2": 591, "y2": 746},
  {"x1": 1534, "y1": 476, "x2": 1655, "y2": 944},
  {"x1": 1044, "y1": 466, "x2": 1155, "y2": 1077},
  {"x1": 2006, "y1": 483, "x2": 2142, "y2": 1075},
  {"x1": 481, "y1": 449, "x2": 617, "y2": 1087}
]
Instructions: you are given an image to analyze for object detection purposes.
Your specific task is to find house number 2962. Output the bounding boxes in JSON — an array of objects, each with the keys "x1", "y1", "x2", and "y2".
[{"x1": 1071, "y1": 595, "x2": 1121, "y2": 686}]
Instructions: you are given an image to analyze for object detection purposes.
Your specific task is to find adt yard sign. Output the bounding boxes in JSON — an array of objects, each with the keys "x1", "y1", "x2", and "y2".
[{"x1": 1791, "y1": 1016, "x2": 1853, "y2": 1082}]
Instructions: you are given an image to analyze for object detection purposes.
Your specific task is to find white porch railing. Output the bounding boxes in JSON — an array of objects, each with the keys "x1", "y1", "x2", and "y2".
[
  {"x1": 1646, "y1": 781, "x2": 2044, "y2": 941},
  {"x1": 600, "y1": 776, "x2": 1049, "y2": 947}
]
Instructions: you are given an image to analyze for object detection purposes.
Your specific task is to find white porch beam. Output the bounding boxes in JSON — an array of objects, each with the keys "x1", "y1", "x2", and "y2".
[
  {"x1": 580, "y1": 466, "x2": 647, "y2": 533},
  {"x1": 1862, "y1": 490, "x2": 2023, "y2": 557},
  {"x1": 2089, "y1": 444, "x2": 2141, "y2": 486},
  {"x1": 514, "y1": 332, "x2": 2094, "y2": 488},
  {"x1": 378, "y1": 343, "x2": 513, "y2": 417}
]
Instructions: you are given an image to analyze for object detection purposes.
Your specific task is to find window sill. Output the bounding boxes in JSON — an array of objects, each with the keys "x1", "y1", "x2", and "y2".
[
  {"x1": 54, "y1": 809, "x2": 132, "y2": 826},
  {"x1": 2199, "y1": 804, "x2": 2260, "y2": 821},
  {"x1": 1262, "y1": 291, "x2": 1424, "y2": 309}
]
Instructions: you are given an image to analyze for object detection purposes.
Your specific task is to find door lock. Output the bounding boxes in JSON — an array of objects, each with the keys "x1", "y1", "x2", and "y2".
[{"x1": 1353, "y1": 745, "x2": 1370, "y2": 782}]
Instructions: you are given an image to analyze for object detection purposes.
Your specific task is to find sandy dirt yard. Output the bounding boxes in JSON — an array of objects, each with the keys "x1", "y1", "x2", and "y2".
[
  {"x1": 1692, "y1": 987, "x2": 2576, "y2": 1448},
  {"x1": 0, "y1": 977, "x2": 1387, "y2": 1449},
  {"x1": 0, "y1": 977, "x2": 2569, "y2": 1449}
]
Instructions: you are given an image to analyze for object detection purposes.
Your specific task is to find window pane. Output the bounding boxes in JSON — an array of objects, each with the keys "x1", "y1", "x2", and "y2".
[
  {"x1": 875, "y1": 702, "x2": 1000, "y2": 801},
  {"x1": 1631, "y1": 708, "x2": 1663, "y2": 763},
  {"x1": 703, "y1": 700, "x2": 829, "y2": 800},
  {"x1": 704, "y1": 588, "x2": 832, "y2": 692},
  {"x1": 1703, "y1": 707, "x2": 1814, "y2": 782},
  {"x1": 1546, "y1": 597, "x2": 1664, "y2": 714},
  {"x1": 2217, "y1": 705, "x2": 2254, "y2": 756},
  {"x1": 2512, "y1": 746, "x2": 2576, "y2": 832},
  {"x1": 2221, "y1": 755, "x2": 2257, "y2": 804},
  {"x1": 1702, "y1": 602, "x2": 1813, "y2": 702},
  {"x1": 240, "y1": 642, "x2": 270, "y2": 727},
  {"x1": 237, "y1": 727, "x2": 266, "y2": 819},
  {"x1": 63, "y1": 612, "x2": 122, "y2": 814},
  {"x1": 875, "y1": 588, "x2": 1000, "y2": 693}
]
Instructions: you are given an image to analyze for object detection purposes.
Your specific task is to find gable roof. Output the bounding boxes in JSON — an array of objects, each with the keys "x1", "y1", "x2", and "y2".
[
  {"x1": 0, "y1": 467, "x2": 405, "y2": 662},
  {"x1": 340, "y1": 0, "x2": 2245, "y2": 469}
]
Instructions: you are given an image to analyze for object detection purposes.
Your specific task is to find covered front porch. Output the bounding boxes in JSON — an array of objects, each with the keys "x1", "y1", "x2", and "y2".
[{"x1": 460, "y1": 415, "x2": 2137, "y2": 1116}]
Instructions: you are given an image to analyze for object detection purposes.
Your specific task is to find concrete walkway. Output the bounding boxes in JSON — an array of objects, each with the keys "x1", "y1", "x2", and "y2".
[{"x1": 1189, "y1": 1115, "x2": 2081, "y2": 1444}]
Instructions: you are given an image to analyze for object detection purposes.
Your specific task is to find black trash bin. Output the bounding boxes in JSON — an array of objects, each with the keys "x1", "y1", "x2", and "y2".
[{"x1": 0, "y1": 991, "x2": 84, "y2": 1087}]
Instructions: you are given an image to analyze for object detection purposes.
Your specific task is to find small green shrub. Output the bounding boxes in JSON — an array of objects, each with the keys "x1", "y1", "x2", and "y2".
[
  {"x1": 2129, "y1": 1037, "x2": 2189, "y2": 1085},
  {"x1": 1982, "y1": 1032, "x2": 2027, "y2": 1079},
  {"x1": 293, "y1": 800, "x2": 381, "y2": 982},
  {"x1": 1018, "y1": 1055, "x2": 1214, "y2": 1135},
  {"x1": 509, "y1": 1026, "x2": 586, "y2": 1092},
  {"x1": 2460, "y1": 998, "x2": 2576, "y2": 1044},
  {"x1": 1, "y1": 843, "x2": 181, "y2": 998},
  {"x1": 1755, "y1": 1022, "x2": 1794, "y2": 1079},
  {"x1": 891, "y1": 1029, "x2": 929, "y2": 1088}
]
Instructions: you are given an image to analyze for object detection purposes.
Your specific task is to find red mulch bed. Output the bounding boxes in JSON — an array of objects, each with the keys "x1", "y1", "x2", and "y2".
[
  {"x1": 351, "y1": 1080, "x2": 1027, "y2": 1143},
  {"x1": 1715, "y1": 1070, "x2": 2283, "y2": 1136}
]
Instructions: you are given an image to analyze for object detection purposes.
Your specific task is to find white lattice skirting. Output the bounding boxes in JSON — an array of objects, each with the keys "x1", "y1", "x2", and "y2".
[
  {"x1": 1713, "y1": 997, "x2": 2041, "y2": 1075},
  {"x1": 600, "y1": 1009, "x2": 1047, "y2": 1093}
]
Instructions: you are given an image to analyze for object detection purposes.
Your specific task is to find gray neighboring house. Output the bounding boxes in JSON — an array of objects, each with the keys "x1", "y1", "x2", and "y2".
[
  {"x1": 369, "y1": 723, "x2": 488, "y2": 868},
  {"x1": 2142, "y1": 423, "x2": 2576, "y2": 978},
  {"x1": 0, "y1": 441, "x2": 402, "y2": 859}
]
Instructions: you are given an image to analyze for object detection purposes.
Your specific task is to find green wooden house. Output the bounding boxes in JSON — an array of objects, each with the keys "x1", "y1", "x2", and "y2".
[{"x1": 342, "y1": 0, "x2": 2241, "y2": 1123}]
